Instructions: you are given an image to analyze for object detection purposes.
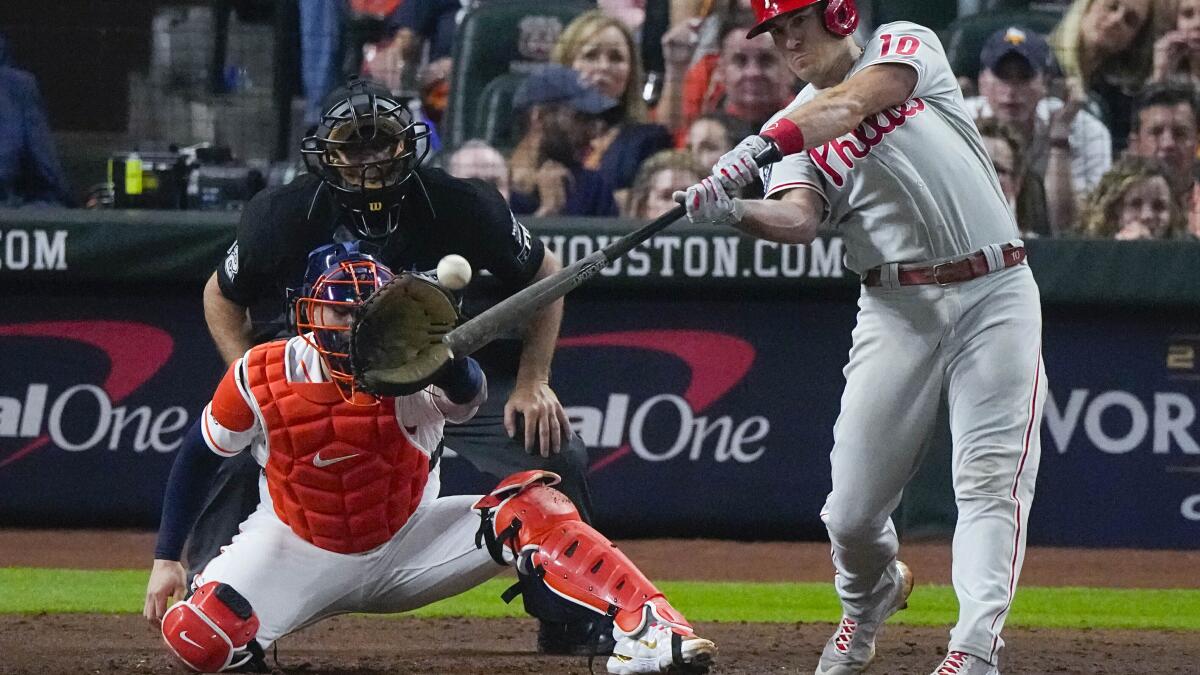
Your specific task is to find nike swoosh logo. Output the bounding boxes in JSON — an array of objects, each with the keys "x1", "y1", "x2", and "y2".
[
  {"x1": 179, "y1": 631, "x2": 203, "y2": 649},
  {"x1": 638, "y1": 639, "x2": 657, "y2": 649},
  {"x1": 313, "y1": 452, "x2": 360, "y2": 468}
]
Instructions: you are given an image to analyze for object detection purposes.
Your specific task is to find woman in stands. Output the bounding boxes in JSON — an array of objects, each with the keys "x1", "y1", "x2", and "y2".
[
  {"x1": 551, "y1": 10, "x2": 673, "y2": 205},
  {"x1": 622, "y1": 149, "x2": 704, "y2": 219},
  {"x1": 1050, "y1": 0, "x2": 1157, "y2": 146},
  {"x1": 1150, "y1": 0, "x2": 1200, "y2": 86},
  {"x1": 1081, "y1": 156, "x2": 1184, "y2": 239}
]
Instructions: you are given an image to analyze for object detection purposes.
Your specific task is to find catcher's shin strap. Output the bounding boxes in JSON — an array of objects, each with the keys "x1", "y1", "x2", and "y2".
[
  {"x1": 862, "y1": 244, "x2": 1025, "y2": 287},
  {"x1": 472, "y1": 470, "x2": 693, "y2": 636}
]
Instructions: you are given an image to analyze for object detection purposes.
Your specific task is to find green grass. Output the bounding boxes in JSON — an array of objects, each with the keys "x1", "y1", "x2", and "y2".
[{"x1": 2, "y1": 568, "x2": 1197, "y2": 631}]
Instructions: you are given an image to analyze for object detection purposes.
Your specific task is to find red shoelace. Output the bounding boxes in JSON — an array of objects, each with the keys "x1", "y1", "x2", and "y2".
[
  {"x1": 935, "y1": 651, "x2": 970, "y2": 674},
  {"x1": 833, "y1": 617, "x2": 857, "y2": 653}
]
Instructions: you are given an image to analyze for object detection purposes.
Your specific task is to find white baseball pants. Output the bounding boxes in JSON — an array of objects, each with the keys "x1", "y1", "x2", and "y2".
[
  {"x1": 822, "y1": 262, "x2": 1046, "y2": 664},
  {"x1": 195, "y1": 482, "x2": 501, "y2": 647}
]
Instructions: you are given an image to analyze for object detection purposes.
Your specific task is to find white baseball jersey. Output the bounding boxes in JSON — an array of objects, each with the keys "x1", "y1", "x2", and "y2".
[{"x1": 762, "y1": 22, "x2": 1019, "y2": 275}]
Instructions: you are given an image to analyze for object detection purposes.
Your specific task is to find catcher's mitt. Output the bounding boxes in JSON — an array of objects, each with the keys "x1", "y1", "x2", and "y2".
[{"x1": 350, "y1": 272, "x2": 460, "y2": 396}]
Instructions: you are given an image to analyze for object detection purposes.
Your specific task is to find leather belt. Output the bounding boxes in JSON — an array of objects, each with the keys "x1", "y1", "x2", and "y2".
[{"x1": 862, "y1": 245, "x2": 1026, "y2": 287}]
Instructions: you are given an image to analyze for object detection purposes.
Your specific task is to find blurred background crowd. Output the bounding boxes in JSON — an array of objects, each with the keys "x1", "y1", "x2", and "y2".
[{"x1": 2, "y1": 0, "x2": 1200, "y2": 241}]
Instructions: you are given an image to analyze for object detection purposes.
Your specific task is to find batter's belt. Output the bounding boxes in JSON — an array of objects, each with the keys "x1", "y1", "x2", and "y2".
[{"x1": 862, "y1": 244, "x2": 1026, "y2": 287}]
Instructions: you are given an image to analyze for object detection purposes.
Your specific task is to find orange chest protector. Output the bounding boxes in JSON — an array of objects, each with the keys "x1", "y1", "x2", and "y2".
[{"x1": 244, "y1": 342, "x2": 430, "y2": 553}]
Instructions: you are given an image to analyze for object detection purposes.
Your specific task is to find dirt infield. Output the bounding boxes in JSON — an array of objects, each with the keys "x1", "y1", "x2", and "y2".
[
  {"x1": 2, "y1": 614, "x2": 1196, "y2": 675},
  {"x1": 2, "y1": 530, "x2": 1198, "y2": 674}
]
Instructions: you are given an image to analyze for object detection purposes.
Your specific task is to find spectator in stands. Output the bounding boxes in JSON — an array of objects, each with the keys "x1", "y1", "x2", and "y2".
[
  {"x1": 508, "y1": 65, "x2": 619, "y2": 217},
  {"x1": 385, "y1": 0, "x2": 460, "y2": 65},
  {"x1": 966, "y1": 26, "x2": 1111, "y2": 234},
  {"x1": 686, "y1": 112, "x2": 753, "y2": 173},
  {"x1": 1150, "y1": 0, "x2": 1200, "y2": 86},
  {"x1": 976, "y1": 118, "x2": 1053, "y2": 237},
  {"x1": 360, "y1": 0, "x2": 459, "y2": 127},
  {"x1": 623, "y1": 149, "x2": 705, "y2": 219},
  {"x1": 1082, "y1": 156, "x2": 1182, "y2": 238},
  {"x1": 300, "y1": 0, "x2": 345, "y2": 125},
  {"x1": 1050, "y1": 0, "x2": 1157, "y2": 146},
  {"x1": 661, "y1": 15, "x2": 794, "y2": 142},
  {"x1": 1189, "y1": 183, "x2": 1200, "y2": 238},
  {"x1": 552, "y1": 10, "x2": 673, "y2": 204},
  {"x1": 445, "y1": 140, "x2": 511, "y2": 201},
  {"x1": 1126, "y1": 83, "x2": 1199, "y2": 201},
  {"x1": 0, "y1": 32, "x2": 71, "y2": 207}
]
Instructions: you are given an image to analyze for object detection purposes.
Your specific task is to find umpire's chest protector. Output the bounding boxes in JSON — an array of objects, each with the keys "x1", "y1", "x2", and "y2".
[{"x1": 244, "y1": 342, "x2": 430, "y2": 554}]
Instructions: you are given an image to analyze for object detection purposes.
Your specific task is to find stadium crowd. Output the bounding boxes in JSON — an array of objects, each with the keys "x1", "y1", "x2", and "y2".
[{"x1": 6, "y1": 0, "x2": 1200, "y2": 240}]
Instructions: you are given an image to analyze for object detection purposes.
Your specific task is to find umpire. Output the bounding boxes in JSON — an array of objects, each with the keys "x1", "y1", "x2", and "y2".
[{"x1": 193, "y1": 78, "x2": 604, "y2": 654}]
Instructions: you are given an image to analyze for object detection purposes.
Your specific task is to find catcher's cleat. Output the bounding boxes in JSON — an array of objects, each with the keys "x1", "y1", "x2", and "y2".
[
  {"x1": 537, "y1": 617, "x2": 616, "y2": 656},
  {"x1": 814, "y1": 559, "x2": 914, "y2": 675},
  {"x1": 929, "y1": 651, "x2": 1000, "y2": 675},
  {"x1": 606, "y1": 604, "x2": 716, "y2": 674}
]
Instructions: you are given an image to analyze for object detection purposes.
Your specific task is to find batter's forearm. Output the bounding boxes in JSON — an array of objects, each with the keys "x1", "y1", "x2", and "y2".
[
  {"x1": 778, "y1": 89, "x2": 870, "y2": 151},
  {"x1": 203, "y1": 273, "x2": 253, "y2": 366},
  {"x1": 734, "y1": 197, "x2": 821, "y2": 245},
  {"x1": 762, "y1": 64, "x2": 918, "y2": 157}
]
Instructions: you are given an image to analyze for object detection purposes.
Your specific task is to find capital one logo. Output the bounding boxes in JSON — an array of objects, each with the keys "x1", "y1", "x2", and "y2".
[
  {"x1": 0, "y1": 321, "x2": 182, "y2": 468},
  {"x1": 559, "y1": 330, "x2": 768, "y2": 471}
]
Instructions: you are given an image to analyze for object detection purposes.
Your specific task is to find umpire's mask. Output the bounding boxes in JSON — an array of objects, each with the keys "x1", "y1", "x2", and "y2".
[{"x1": 301, "y1": 78, "x2": 431, "y2": 240}]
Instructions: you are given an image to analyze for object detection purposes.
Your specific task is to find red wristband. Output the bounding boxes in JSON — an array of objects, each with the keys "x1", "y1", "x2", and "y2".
[{"x1": 760, "y1": 118, "x2": 807, "y2": 156}]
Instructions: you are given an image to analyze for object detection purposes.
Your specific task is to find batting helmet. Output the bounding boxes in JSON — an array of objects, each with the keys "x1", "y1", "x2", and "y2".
[
  {"x1": 300, "y1": 77, "x2": 432, "y2": 240},
  {"x1": 746, "y1": 0, "x2": 859, "y2": 39},
  {"x1": 294, "y1": 241, "x2": 396, "y2": 399}
]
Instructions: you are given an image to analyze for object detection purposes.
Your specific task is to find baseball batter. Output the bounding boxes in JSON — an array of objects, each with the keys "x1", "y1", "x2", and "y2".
[
  {"x1": 143, "y1": 245, "x2": 716, "y2": 674},
  {"x1": 678, "y1": 2, "x2": 1046, "y2": 674}
]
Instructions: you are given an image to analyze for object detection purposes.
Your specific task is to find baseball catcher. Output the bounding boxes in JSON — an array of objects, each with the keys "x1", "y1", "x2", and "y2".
[{"x1": 143, "y1": 243, "x2": 716, "y2": 674}]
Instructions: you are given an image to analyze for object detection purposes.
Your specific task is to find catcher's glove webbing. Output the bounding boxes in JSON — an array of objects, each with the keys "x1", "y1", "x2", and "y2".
[{"x1": 350, "y1": 273, "x2": 459, "y2": 396}]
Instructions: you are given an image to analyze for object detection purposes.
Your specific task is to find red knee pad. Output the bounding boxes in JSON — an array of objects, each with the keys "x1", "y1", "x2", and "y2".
[
  {"x1": 474, "y1": 471, "x2": 692, "y2": 635},
  {"x1": 162, "y1": 581, "x2": 260, "y2": 672}
]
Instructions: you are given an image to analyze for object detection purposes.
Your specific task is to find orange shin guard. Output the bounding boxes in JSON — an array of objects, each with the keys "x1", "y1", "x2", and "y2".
[{"x1": 474, "y1": 471, "x2": 692, "y2": 635}]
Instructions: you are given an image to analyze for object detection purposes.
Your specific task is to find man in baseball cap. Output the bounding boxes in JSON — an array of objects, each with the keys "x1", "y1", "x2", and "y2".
[
  {"x1": 964, "y1": 26, "x2": 1112, "y2": 234},
  {"x1": 509, "y1": 65, "x2": 619, "y2": 216},
  {"x1": 513, "y1": 63, "x2": 619, "y2": 115}
]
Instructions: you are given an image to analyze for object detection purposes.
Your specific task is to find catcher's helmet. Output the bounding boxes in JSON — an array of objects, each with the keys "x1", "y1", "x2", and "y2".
[
  {"x1": 295, "y1": 241, "x2": 396, "y2": 400},
  {"x1": 301, "y1": 78, "x2": 432, "y2": 240},
  {"x1": 747, "y1": 0, "x2": 859, "y2": 39}
]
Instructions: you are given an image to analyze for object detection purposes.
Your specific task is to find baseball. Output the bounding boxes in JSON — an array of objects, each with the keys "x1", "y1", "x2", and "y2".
[{"x1": 436, "y1": 254, "x2": 472, "y2": 290}]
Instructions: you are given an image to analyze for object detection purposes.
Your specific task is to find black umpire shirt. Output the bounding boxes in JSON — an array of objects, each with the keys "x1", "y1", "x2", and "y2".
[{"x1": 215, "y1": 169, "x2": 545, "y2": 353}]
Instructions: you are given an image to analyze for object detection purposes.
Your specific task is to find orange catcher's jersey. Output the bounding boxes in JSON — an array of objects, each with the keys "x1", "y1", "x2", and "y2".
[
  {"x1": 761, "y1": 22, "x2": 1020, "y2": 275},
  {"x1": 200, "y1": 335, "x2": 483, "y2": 553}
]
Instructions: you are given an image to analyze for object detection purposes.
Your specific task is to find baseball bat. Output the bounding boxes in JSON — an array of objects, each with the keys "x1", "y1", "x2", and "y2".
[{"x1": 442, "y1": 143, "x2": 782, "y2": 360}]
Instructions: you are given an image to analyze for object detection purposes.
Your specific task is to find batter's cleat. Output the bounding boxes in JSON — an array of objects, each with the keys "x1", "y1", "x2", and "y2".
[
  {"x1": 814, "y1": 560, "x2": 914, "y2": 675},
  {"x1": 537, "y1": 617, "x2": 616, "y2": 656},
  {"x1": 606, "y1": 605, "x2": 716, "y2": 674},
  {"x1": 929, "y1": 651, "x2": 1000, "y2": 675}
]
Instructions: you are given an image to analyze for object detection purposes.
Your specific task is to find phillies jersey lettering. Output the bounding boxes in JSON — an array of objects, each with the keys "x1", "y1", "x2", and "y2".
[
  {"x1": 809, "y1": 98, "x2": 926, "y2": 187},
  {"x1": 761, "y1": 22, "x2": 1018, "y2": 275}
]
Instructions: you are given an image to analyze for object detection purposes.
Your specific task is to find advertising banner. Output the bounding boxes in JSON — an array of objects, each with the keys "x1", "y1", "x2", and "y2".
[
  {"x1": 3, "y1": 289, "x2": 1198, "y2": 548},
  {"x1": 0, "y1": 212, "x2": 1197, "y2": 546}
]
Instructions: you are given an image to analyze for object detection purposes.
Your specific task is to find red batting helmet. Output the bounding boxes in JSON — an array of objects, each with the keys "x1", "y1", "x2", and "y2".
[{"x1": 747, "y1": 0, "x2": 859, "y2": 39}]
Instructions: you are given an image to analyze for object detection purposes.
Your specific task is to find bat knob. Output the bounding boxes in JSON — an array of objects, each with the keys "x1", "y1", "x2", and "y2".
[{"x1": 753, "y1": 140, "x2": 783, "y2": 167}]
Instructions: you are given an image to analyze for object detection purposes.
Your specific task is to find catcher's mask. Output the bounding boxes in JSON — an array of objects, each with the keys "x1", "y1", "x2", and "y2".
[
  {"x1": 301, "y1": 77, "x2": 431, "y2": 240},
  {"x1": 295, "y1": 242, "x2": 395, "y2": 402}
]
